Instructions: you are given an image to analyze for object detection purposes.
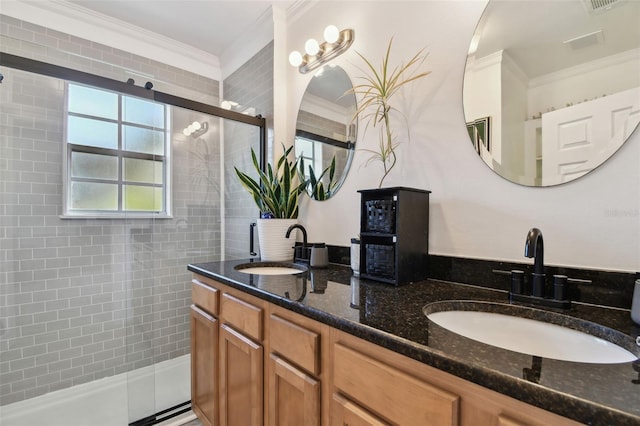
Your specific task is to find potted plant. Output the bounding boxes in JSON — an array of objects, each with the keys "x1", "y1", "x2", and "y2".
[
  {"x1": 349, "y1": 38, "x2": 430, "y2": 188},
  {"x1": 235, "y1": 144, "x2": 307, "y2": 261}
]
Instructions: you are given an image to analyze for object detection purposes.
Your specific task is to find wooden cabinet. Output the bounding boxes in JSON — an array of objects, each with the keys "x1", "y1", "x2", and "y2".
[
  {"x1": 191, "y1": 272, "x2": 581, "y2": 426},
  {"x1": 219, "y1": 324, "x2": 263, "y2": 426},
  {"x1": 268, "y1": 353, "x2": 320, "y2": 426},
  {"x1": 190, "y1": 305, "x2": 218, "y2": 426},
  {"x1": 332, "y1": 340, "x2": 459, "y2": 425},
  {"x1": 330, "y1": 329, "x2": 581, "y2": 426},
  {"x1": 191, "y1": 276, "x2": 266, "y2": 426},
  {"x1": 190, "y1": 279, "x2": 219, "y2": 426},
  {"x1": 331, "y1": 393, "x2": 389, "y2": 426},
  {"x1": 267, "y1": 311, "x2": 323, "y2": 426},
  {"x1": 218, "y1": 290, "x2": 265, "y2": 426}
]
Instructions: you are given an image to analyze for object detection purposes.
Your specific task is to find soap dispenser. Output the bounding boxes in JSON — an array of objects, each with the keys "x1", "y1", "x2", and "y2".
[
  {"x1": 632, "y1": 279, "x2": 640, "y2": 326},
  {"x1": 310, "y1": 243, "x2": 329, "y2": 268}
]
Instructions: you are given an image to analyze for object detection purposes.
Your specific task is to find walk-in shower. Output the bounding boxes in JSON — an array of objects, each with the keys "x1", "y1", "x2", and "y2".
[{"x1": 0, "y1": 35, "x2": 265, "y2": 425}]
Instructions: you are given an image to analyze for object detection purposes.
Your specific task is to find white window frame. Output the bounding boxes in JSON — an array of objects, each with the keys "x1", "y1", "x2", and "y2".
[
  {"x1": 295, "y1": 135, "x2": 323, "y2": 181},
  {"x1": 62, "y1": 82, "x2": 172, "y2": 219}
]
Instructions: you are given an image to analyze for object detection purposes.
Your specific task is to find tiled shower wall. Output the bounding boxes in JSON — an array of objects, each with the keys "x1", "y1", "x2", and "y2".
[
  {"x1": 223, "y1": 41, "x2": 274, "y2": 260},
  {"x1": 0, "y1": 15, "x2": 263, "y2": 406},
  {"x1": 296, "y1": 109, "x2": 351, "y2": 178}
]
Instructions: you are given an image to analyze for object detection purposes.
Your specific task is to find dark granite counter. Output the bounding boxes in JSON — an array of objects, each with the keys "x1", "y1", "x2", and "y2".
[{"x1": 188, "y1": 260, "x2": 640, "y2": 426}]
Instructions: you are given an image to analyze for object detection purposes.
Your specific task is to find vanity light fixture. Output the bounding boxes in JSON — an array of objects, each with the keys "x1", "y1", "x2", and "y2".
[
  {"x1": 289, "y1": 25, "x2": 355, "y2": 74},
  {"x1": 182, "y1": 121, "x2": 208, "y2": 138}
]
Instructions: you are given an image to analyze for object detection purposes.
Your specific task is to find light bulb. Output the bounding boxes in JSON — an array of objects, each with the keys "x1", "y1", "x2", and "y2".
[
  {"x1": 182, "y1": 128, "x2": 190, "y2": 136},
  {"x1": 192, "y1": 121, "x2": 201, "y2": 131},
  {"x1": 324, "y1": 25, "x2": 339, "y2": 44},
  {"x1": 289, "y1": 51, "x2": 303, "y2": 67},
  {"x1": 305, "y1": 38, "x2": 320, "y2": 56}
]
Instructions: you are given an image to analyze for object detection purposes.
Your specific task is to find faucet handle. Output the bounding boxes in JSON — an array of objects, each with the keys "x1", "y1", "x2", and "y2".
[
  {"x1": 553, "y1": 275, "x2": 568, "y2": 301},
  {"x1": 510, "y1": 270, "x2": 525, "y2": 295}
]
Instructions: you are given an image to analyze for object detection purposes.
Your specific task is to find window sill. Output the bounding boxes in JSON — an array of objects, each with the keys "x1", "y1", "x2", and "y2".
[{"x1": 60, "y1": 213, "x2": 173, "y2": 220}]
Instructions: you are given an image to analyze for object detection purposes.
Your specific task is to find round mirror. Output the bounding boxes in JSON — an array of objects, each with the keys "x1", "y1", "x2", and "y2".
[
  {"x1": 295, "y1": 65, "x2": 357, "y2": 200},
  {"x1": 463, "y1": 0, "x2": 640, "y2": 186}
]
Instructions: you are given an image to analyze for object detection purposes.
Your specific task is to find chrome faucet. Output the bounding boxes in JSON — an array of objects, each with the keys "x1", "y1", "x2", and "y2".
[{"x1": 524, "y1": 228, "x2": 545, "y2": 297}]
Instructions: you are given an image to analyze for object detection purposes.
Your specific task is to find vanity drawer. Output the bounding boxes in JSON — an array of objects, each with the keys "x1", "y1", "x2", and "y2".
[
  {"x1": 269, "y1": 314, "x2": 320, "y2": 376},
  {"x1": 220, "y1": 293, "x2": 263, "y2": 341},
  {"x1": 192, "y1": 279, "x2": 219, "y2": 316},
  {"x1": 333, "y1": 343, "x2": 459, "y2": 425}
]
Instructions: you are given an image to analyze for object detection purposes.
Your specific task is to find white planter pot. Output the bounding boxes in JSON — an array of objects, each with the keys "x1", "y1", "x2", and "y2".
[{"x1": 256, "y1": 218, "x2": 297, "y2": 262}]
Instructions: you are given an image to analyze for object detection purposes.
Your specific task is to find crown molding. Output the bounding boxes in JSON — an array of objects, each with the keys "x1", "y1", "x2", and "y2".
[
  {"x1": 218, "y1": 0, "x2": 315, "y2": 81},
  {"x1": 2, "y1": 0, "x2": 221, "y2": 80},
  {"x1": 285, "y1": 0, "x2": 318, "y2": 24},
  {"x1": 529, "y1": 48, "x2": 640, "y2": 89},
  {"x1": 220, "y1": 3, "x2": 274, "y2": 80}
]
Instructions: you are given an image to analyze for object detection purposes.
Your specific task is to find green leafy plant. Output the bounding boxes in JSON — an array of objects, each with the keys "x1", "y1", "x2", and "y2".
[
  {"x1": 349, "y1": 38, "x2": 430, "y2": 188},
  {"x1": 299, "y1": 156, "x2": 337, "y2": 201},
  {"x1": 234, "y1": 144, "x2": 307, "y2": 218}
]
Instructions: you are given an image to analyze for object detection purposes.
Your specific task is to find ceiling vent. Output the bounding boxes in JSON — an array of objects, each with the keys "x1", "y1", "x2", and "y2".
[
  {"x1": 582, "y1": 0, "x2": 624, "y2": 13},
  {"x1": 563, "y1": 30, "x2": 604, "y2": 50}
]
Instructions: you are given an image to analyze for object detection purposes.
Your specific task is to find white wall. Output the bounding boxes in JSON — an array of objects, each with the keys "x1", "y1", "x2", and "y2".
[
  {"x1": 528, "y1": 49, "x2": 640, "y2": 118},
  {"x1": 282, "y1": 0, "x2": 640, "y2": 272}
]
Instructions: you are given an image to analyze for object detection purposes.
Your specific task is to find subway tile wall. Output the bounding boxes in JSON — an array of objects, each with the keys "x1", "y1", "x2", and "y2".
[
  {"x1": 223, "y1": 41, "x2": 274, "y2": 260},
  {"x1": 0, "y1": 16, "x2": 218, "y2": 105},
  {"x1": 0, "y1": 15, "x2": 261, "y2": 406},
  {"x1": 296, "y1": 110, "x2": 350, "y2": 178}
]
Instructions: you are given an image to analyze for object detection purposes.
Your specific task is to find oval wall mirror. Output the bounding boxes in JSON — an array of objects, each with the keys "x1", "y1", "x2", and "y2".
[
  {"x1": 295, "y1": 65, "x2": 357, "y2": 200},
  {"x1": 463, "y1": 0, "x2": 640, "y2": 186}
]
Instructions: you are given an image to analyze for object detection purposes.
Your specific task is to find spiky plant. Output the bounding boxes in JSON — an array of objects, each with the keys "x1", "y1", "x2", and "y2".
[
  {"x1": 234, "y1": 144, "x2": 307, "y2": 218},
  {"x1": 349, "y1": 38, "x2": 430, "y2": 188},
  {"x1": 299, "y1": 156, "x2": 337, "y2": 201}
]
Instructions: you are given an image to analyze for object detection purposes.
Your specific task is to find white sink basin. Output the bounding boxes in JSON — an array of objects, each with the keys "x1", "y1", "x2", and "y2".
[
  {"x1": 234, "y1": 262, "x2": 307, "y2": 276},
  {"x1": 425, "y1": 302, "x2": 638, "y2": 364}
]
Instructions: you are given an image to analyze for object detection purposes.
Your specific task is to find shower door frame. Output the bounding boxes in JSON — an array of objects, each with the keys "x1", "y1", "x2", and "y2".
[{"x1": 0, "y1": 52, "x2": 267, "y2": 168}]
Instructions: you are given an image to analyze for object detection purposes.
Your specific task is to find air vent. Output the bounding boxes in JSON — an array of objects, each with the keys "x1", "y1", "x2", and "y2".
[
  {"x1": 563, "y1": 30, "x2": 603, "y2": 50},
  {"x1": 582, "y1": 0, "x2": 624, "y2": 13}
]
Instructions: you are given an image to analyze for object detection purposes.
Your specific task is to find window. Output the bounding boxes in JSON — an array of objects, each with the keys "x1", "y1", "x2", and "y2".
[
  {"x1": 64, "y1": 83, "x2": 171, "y2": 217},
  {"x1": 294, "y1": 136, "x2": 323, "y2": 180}
]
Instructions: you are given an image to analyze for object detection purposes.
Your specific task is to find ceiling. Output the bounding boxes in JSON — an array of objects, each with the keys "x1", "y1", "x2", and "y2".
[
  {"x1": 14, "y1": 0, "x2": 637, "y2": 83},
  {"x1": 473, "y1": 0, "x2": 640, "y2": 79},
  {"x1": 66, "y1": 0, "x2": 296, "y2": 57},
  {"x1": 66, "y1": 0, "x2": 639, "y2": 81}
]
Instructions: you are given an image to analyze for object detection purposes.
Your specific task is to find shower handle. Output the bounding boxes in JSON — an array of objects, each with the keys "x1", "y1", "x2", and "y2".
[{"x1": 250, "y1": 222, "x2": 257, "y2": 256}]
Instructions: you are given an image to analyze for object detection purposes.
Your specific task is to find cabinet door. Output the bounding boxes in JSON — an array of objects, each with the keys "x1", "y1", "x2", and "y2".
[
  {"x1": 331, "y1": 393, "x2": 389, "y2": 426},
  {"x1": 219, "y1": 324, "x2": 263, "y2": 426},
  {"x1": 333, "y1": 343, "x2": 459, "y2": 425},
  {"x1": 268, "y1": 354, "x2": 320, "y2": 426},
  {"x1": 190, "y1": 305, "x2": 218, "y2": 426}
]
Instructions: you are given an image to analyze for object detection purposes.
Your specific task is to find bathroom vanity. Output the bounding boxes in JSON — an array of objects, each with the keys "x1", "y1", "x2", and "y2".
[{"x1": 187, "y1": 260, "x2": 640, "y2": 426}]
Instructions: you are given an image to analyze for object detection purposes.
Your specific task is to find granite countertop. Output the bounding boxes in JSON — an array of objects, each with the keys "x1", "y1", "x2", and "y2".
[{"x1": 188, "y1": 260, "x2": 640, "y2": 426}]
